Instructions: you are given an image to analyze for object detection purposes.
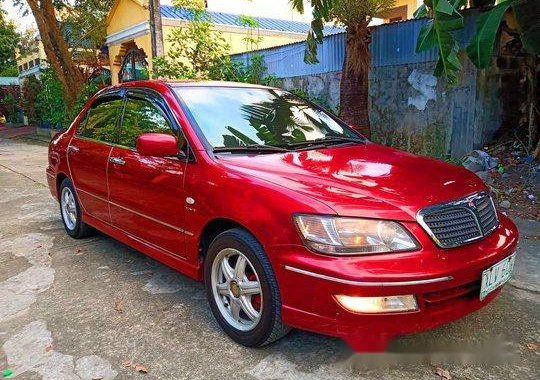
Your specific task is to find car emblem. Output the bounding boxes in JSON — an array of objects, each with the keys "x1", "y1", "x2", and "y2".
[{"x1": 468, "y1": 200, "x2": 476, "y2": 209}]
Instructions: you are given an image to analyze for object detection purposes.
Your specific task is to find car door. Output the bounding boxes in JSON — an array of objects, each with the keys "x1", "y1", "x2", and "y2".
[
  {"x1": 107, "y1": 89, "x2": 189, "y2": 258},
  {"x1": 67, "y1": 93, "x2": 123, "y2": 223}
]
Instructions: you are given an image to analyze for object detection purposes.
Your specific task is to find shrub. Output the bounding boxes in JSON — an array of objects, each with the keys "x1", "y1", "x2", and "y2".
[
  {"x1": 21, "y1": 76, "x2": 42, "y2": 124},
  {"x1": 22, "y1": 69, "x2": 110, "y2": 128}
]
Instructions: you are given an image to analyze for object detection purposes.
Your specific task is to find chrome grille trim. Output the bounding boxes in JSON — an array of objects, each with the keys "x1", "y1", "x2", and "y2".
[{"x1": 417, "y1": 191, "x2": 499, "y2": 249}]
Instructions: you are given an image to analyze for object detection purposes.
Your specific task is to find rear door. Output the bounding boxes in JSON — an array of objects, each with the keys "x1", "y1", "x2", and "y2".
[
  {"x1": 107, "y1": 89, "x2": 189, "y2": 258},
  {"x1": 68, "y1": 93, "x2": 123, "y2": 223}
]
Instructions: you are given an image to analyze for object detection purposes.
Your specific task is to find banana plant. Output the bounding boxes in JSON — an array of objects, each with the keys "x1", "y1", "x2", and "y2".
[
  {"x1": 415, "y1": 0, "x2": 539, "y2": 84},
  {"x1": 414, "y1": 0, "x2": 467, "y2": 85}
]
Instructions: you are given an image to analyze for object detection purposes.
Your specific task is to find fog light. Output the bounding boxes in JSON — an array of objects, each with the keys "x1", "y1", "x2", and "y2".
[{"x1": 335, "y1": 295, "x2": 418, "y2": 313}]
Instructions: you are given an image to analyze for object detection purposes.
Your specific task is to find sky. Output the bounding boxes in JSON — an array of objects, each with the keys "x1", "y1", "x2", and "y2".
[
  {"x1": 203, "y1": 0, "x2": 312, "y2": 22},
  {"x1": 3, "y1": 2, "x2": 35, "y2": 31},
  {"x1": 3, "y1": 0, "x2": 313, "y2": 33}
]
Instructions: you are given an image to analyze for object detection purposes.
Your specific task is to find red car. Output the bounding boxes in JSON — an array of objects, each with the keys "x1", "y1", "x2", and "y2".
[{"x1": 47, "y1": 80, "x2": 518, "y2": 351}]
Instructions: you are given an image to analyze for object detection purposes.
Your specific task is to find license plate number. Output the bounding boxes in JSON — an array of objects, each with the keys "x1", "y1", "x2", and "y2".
[{"x1": 480, "y1": 254, "x2": 515, "y2": 300}]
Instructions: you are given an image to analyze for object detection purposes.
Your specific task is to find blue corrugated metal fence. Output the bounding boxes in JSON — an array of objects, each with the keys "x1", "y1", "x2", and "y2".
[{"x1": 231, "y1": 12, "x2": 478, "y2": 78}]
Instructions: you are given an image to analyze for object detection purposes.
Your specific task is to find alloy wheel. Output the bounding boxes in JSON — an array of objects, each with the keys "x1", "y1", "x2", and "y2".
[
  {"x1": 61, "y1": 186, "x2": 77, "y2": 230},
  {"x1": 211, "y1": 248, "x2": 263, "y2": 331}
]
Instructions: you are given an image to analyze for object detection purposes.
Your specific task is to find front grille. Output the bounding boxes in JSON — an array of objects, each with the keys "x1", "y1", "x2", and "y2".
[{"x1": 418, "y1": 192, "x2": 499, "y2": 248}]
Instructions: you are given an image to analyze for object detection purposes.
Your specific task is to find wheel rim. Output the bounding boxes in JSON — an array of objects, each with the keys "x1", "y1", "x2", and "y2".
[
  {"x1": 211, "y1": 248, "x2": 263, "y2": 331},
  {"x1": 61, "y1": 187, "x2": 77, "y2": 230}
]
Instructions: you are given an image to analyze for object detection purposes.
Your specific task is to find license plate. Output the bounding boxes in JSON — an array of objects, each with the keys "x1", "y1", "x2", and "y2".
[{"x1": 480, "y1": 254, "x2": 515, "y2": 300}]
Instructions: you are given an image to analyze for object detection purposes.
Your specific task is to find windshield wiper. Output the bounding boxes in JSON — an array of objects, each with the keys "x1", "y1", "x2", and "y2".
[
  {"x1": 213, "y1": 144, "x2": 290, "y2": 154},
  {"x1": 282, "y1": 136, "x2": 365, "y2": 149}
]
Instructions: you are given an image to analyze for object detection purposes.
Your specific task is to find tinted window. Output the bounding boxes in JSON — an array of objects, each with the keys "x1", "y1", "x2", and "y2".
[
  {"x1": 117, "y1": 97, "x2": 175, "y2": 148},
  {"x1": 175, "y1": 87, "x2": 359, "y2": 148},
  {"x1": 77, "y1": 96, "x2": 123, "y2": 143}
]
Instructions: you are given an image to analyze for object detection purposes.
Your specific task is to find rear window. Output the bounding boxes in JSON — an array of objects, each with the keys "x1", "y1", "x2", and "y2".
[{"x1": 77, "y1": 96, "x2": 123, "y2": 144}]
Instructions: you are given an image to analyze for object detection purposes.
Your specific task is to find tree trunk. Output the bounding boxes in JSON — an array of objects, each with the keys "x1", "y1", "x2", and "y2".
[
  {"x1": 339, "y1": 20, "x2": 371, "y2": 138},
  {"x1": 149, "y1": 0, "x2": 165, "y2": 57},
  {"x1": 26, "y1": 0, "x2": 84, "y2": 108}
]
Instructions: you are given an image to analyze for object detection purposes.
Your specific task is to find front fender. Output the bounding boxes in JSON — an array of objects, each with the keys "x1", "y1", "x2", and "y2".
[{"x1": 183, "y1": 162, "x2": 335, "y2": 277}]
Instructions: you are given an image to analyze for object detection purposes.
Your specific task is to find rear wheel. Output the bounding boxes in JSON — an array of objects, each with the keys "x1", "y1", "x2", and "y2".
[
  {"x1": 59, "y1": 178, "x2": 94, "y2": 239},
  {"x1": 205, "y1": 228, "x2": 290, "y2": 347}
]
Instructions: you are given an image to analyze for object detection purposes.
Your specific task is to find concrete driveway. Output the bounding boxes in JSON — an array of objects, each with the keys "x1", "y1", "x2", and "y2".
[{"x1": 0, "y1": 138, "x2": 538, "y2": 380}]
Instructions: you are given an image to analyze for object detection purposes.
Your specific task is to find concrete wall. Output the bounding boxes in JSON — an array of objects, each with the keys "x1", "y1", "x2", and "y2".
[{"x1": 278, "y1": 57, "x2": 514, "y2": 158}]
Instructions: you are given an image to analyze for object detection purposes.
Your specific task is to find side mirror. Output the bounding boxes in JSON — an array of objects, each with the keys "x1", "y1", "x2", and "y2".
[{"x1": 136, "y1": 133, "x2": 178, "y2": 157}]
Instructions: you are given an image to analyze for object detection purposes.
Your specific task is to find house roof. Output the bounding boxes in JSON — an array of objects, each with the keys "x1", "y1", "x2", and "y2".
[
  {"x1": 0, "y1": 77, "x2": 20, "y2": 86},
  {"x1": 160, "y1": 5, "x2": 344, "y2": 36}
]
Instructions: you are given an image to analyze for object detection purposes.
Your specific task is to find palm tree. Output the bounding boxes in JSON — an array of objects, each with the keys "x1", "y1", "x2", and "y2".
[
  {"x1": 222, "y1": 91, "x2": 315, "y2": 146},
  {"x1": 289, "y1": 0, "x2": 396, "y2": 138}
]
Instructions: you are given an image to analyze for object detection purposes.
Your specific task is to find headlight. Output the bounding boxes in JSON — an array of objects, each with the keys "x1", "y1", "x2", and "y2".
[{"x1": 293, "y1": 214, "x2": 419, "y2": 255}]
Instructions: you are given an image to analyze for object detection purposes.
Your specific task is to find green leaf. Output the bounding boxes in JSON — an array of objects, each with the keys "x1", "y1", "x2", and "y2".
[
  {"x1": 466, "y1": 0, "x2": 514, "y2": 69},
  {"x1": 434, "y1": 57, "x2": 444, "y2": 77},
  {"x1": 513, "y1": 0, "x2": 540, "y2": 55},
  {"x1": 435, "y1": 0, "x2": 455, "y2": 15},
  {"x1": 311, "y1": 17, "x2": 325, "y2": 42},
  {"x1": 416, "y1": 20, "x2": 437, "y2": 52},
  {"x1": 414, "y1": 4, "x2": 428, "y2": 19},
  {"x1": 288, "y1": 0, "x2": 305, "y2": 13},
  {"x1": 299, "y1": 0, "x2": 333, "y2": 65},
  {"x1": 452, "y1": 0, "x2": 467, "y2": 9},
  {"x1": 430, "y1": 2, "x2": 463, "y2": 85},
  {"x1": 434, "y1": 55, "x2": 459, "y2": 85},
  {"x1": 438, "y1": 11, "x2": 464, "y2": 31},
  {"x1": 304, "y1": 30, "x2": 320, "y2": 64},
  {"x1": 225, "y1": 126, "x2": 257, "y2": 145}
]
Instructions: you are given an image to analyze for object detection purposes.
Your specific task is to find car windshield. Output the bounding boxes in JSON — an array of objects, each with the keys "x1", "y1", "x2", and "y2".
[{"x1": 174, "y1": 86, "x2": 364, "y2": 150}]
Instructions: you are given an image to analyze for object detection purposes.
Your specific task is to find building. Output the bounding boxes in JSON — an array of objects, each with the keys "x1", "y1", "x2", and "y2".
[
  {"x1": 16, "y1": 42, "x2": 46, "y2": 80},
  {"x1": 15, "y1": 28, "x2": 107, "y2": 82},
  {"x1": 386, "y1": 0, "x2": 422, "y2": 22},
  {"x1": 105, "y1": 0, "x2": 342, "y2": 84},
  {"x1": 106, "y1": 0, "x2": 422, "y2": 84}
]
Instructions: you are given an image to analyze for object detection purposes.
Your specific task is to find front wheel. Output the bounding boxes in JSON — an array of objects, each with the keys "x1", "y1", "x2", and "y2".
[{"x1": 204, "y1": 228, "x2": 290, "y2": 347}]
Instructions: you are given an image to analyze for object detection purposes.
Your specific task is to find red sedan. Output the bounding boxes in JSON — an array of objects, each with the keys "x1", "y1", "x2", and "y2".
[{"x1": 47, "y1": 80, "x2": 518, "y2": 351}]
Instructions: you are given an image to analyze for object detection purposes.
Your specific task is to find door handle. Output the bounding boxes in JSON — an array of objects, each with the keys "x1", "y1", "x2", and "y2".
[
  {"x1": 109, "y1": 157, "x2": 125, "y2": 165},
  {"x1": 68, "y1": 145, "x2": 79, "y2": 153}
]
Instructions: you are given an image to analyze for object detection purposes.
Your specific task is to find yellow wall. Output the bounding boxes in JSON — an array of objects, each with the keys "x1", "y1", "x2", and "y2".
[
  {"x1": 107, "y1": 0, "x2": 152, "y2": 84},
  {"x1": 108, "y1": 34, "x2": 153, "y2": 84},
  {"x1": 107, "y1": 0, "x2": 149, "y2": 35},
  {"x1": 108, "y1": 44, "x2": 122, "y2": 84},
  {"x1": 161, "y1": 24, "x2": 305, "y2": 55},
  {"x1": 395, "y1": 0, "x2": 420, "y2": 19},
  {"x1": 220, "y1": 30, "x2": 305, "y2": 54}
]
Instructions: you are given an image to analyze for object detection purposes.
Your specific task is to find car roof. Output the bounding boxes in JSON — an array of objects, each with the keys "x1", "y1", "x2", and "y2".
[
  {"x1": 112, "y1": 79, "x2": 279, "y2": 90},
  {"x1": 169, "y1": 80, "x2": 278, "y2": 90}
]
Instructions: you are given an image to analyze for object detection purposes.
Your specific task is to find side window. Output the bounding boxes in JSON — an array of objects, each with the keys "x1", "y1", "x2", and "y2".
[
  {"x1": 117, "y1": 96, "x2": 175, "y2": 148},
  {"x1": 77, "y1": 96, "x2": 123, "y2": 143}
]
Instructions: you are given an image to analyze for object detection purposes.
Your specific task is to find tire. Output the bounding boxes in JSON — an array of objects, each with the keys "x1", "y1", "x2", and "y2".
[
  {"x1": 204, "y1": 228, "x2": 290, "y2": 347},
  {"x1": 59, "y1": 178, "x2": 94, "y2": 239}
]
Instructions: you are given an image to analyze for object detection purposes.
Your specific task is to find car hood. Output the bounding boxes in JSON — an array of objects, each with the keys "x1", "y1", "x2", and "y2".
[{"x1": 216, "y1": 143, "x2": 486, "y2": 221}]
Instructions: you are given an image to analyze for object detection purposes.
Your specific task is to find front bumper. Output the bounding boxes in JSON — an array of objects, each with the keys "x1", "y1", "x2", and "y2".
[{"x1": 269, "y1": 213, "x2": 518, "y2": 351}]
